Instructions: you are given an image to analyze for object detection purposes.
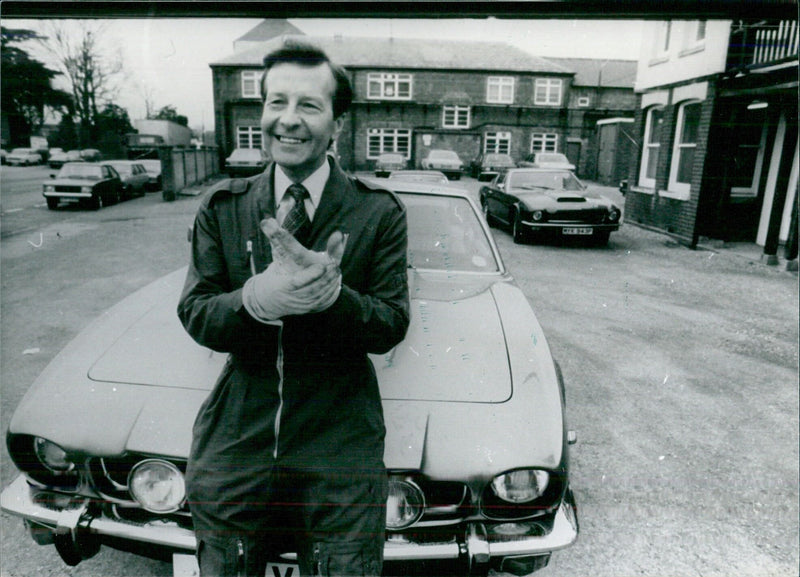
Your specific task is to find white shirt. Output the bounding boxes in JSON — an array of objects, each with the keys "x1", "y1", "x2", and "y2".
[{"x1": 274, "y1": 162, "x2": 330, "y2": 224}]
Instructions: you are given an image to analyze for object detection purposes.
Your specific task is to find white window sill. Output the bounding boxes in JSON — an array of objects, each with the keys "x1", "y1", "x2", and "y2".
[
  {"x1": 632, "y1": 185, "x2": 655, "y2": 195},
  {"x1": 648, "y1": 56, "x2": 669, "y2": 66},
  {"x1": 679, "y1": 44, "x2": 705, "y2": 57},
  {"x1": 658, "y1": 189, "x2": 690, "y2": 201}
]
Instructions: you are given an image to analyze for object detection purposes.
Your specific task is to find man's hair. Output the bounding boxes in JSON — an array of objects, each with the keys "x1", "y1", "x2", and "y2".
[{"x1": 261, "y1": 40, "x2": 353, "y2": 119}]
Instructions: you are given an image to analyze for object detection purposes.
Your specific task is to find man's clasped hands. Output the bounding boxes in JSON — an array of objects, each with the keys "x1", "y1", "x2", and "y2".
[{"x1": 242, "y1": 218, "x2": 346, "y2": 321}]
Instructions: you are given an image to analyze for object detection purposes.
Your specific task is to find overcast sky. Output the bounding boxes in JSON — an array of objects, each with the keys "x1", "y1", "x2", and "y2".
[{"x1": 9, "y1": 17, "x2": 649, "y2": 131}]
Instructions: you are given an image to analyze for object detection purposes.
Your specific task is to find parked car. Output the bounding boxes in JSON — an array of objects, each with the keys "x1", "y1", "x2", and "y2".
[
  {"x1": 1, "y1": 179, "x2": 578, "y2": 576},
  {"x1": 80, "y1": 149, "x2": 103, "y2": 162},
  {"x1": 105, "y1": 160, "x2": 150, "y2": 198},
  {"x1": 6, "y1": 147, "x2": 43, "y2": 166},
  {"x1": 42, "y1": 162, "x2": 124, "y2": 210},
  {"x1": 420, "y1": 149, "x2": 464, "y2": 180},
  {"x1": 387, "y1": 169, "x2": 449, "y2": 184},
  {"x1": 518, "y1": 152, "x2": 575, "y2": 172},
  {"x1": 138, "y1": 159, "x2": 163, "y2": 191},
  {"x1": 373, "y1": 153, "x2": 407, "y2": 177},
  {"x1": 480, "y1": 168, "x2": 621, "y2": 245},
  {"x1": 48, "y1": 149, "x2": 83, "y2": 169},
  {"x1": 469, "y1": 152, "x2": 517, "y2": 181},
  {"x1": 225, "y1": 147, "x2": 269, "y2": 177}
]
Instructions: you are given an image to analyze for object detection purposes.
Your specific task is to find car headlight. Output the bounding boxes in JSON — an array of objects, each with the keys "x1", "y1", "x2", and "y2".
[
  {"x1": 43, "y1": 184, "x2": 55, "y2": 193},
  {"x1": 128, "y1": 459, "x2": 186, "y2": 513},
  {"x1": 385, "y1": 477, "x2": 425, "y2": 530},
  {"x1": 608, "y1": 209, "x2": 621, "y2": 222},
  {"x1": 34, "y1": 438, "x2": 75, "y2": 473},
  {"x1": 531, "y1": 210, "x2": 544, "y2": 222},
  {"x1": 491, "y1": 469, "x2": 549, "y2": 503},
  {"x1": 80, "y1": 186, "x2": 93, "y2": 194}
]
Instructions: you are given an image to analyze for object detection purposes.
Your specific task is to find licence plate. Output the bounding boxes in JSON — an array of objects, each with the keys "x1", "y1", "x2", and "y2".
[
  {"x1": 173, "y1": 553, "x2": 299, "y2": 577},
  {"x1": 562, "y1": 227, "x2": 593, "y2": 235}
]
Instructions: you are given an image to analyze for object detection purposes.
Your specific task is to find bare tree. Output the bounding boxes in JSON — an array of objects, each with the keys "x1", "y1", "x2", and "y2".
[{"x1": 39, "y1": 21, "x2": 123, "y2": 146}]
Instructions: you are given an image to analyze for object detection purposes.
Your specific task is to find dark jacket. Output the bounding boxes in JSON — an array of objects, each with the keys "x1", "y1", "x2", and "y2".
[{"x1": 178, "y1": 159, "x2": 409, "y2": 530}]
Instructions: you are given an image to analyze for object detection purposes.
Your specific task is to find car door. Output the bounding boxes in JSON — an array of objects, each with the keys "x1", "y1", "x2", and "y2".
[{"x1": 483, "y1": 172, "x2": 513, "y2": 223}]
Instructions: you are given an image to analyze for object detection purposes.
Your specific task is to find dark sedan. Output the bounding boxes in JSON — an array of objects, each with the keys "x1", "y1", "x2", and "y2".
[
  {"x1": 480, "y1": 168, "x2": 621, "y2": 245},
  {"x1": 469, "y1": 152, "x2": 517, "y2": 181},
  {"x1": 42, "y1": 162, "x2": 124, "y2": 210}
]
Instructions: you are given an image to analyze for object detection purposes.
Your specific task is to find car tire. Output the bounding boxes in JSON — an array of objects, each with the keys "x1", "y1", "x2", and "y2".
[
  {"x1": 593, "y1": 231, "x2": 611, "y2": 246},
  {"x1": 46, "y1": 197, "x2": 59, "y2": 210},
  {"x1": 512, "y1": 210, "x2": 526, "y2": 244}
]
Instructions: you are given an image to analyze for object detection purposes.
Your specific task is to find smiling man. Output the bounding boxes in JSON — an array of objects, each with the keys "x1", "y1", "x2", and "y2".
[{"x1": 177, "y1": 41, "x2": 410, "y2": 576}]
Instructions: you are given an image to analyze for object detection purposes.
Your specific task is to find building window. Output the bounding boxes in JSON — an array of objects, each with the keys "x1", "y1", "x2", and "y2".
[
  {"x1": 654, "y1": 21, "x2": 672, "y2": 57},
  {"x1": 638, "y1": 106, "x2": 665, "y2": 188},
  {"x1": 237, "y1": 126, "x2": 262, "y2": 149},
  {"x1": 667, "y1": 101, "x2": 702, "y2": 196},
  {"x1": 442, "y1": 105, "x2": 471, "y2": 129},
  {"x1": 241, "y1": 71, "x2": 261, "y2": 98},
  {"x1": 367, "y1": 73, "x2": 412, "y2": 100},
  {"x1": 530, "y1": 133, "x2": 558, "y2": 153},
  {"x1": 534, "y1": 78, "x2": 562, "y2": 106},
  {"x1": 578, "y1": 96, "x2": 591, "y2": 107},
  {"x1": 486, "y1": 77, "x2": 515, "y2": 104},
  {"x1": 484, "y1": 132, "x2": 511, "y2": 154},
  {"x1": 367, "y1": 128, "x2": 411, "y2": 158}
]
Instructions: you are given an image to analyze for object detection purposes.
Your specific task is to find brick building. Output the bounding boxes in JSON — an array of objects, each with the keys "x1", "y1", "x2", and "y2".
[
  {"x1": 209, "y1": 21, "x2": 637, "y2": 179},
  {"x1": 623, "y1": 19, "x2": 798, "y2": 265}
]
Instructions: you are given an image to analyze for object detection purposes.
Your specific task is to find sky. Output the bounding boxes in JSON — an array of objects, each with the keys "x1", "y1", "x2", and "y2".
[{"x1": 8, "y1": 17, "x2": 648, "y2": 132}]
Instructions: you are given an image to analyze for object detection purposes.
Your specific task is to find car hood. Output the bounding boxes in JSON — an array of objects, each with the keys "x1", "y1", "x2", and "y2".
[
  {"x1": 517, "y1": 189, "x2": 612, "y2": 207},
  {"x1": 10, "y1": 269, "x2": 564, "y2": 473}
]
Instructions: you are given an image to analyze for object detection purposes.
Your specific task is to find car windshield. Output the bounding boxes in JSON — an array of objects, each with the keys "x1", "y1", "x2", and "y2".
[
  {"x1": 507, "y1": 171, "x2": 583, "y2": 192},
  {"x1": 229, "y1": 149, "x2": 263, "y2": 161},
  {"x1": 139, "y1": 160, "x2": 161, "y2": 172},
  {"x1": 536, "y1": 153, "x2": 568, "y2": 163},
  {"x1": 389, "y1": 171, "x2": 447, "y2": 183},
  {"x1": 398, "y1": 192, "x2": 499, "y2": 273},
  {"x1": 109, "y1": 164, "x2": 132, "y2": 176},
  {"x1": 485, "y1": 154, "x2": 514, "y2": 165},
  {"x1": 57, "y1": 164, "x2": 103, "y2": 180},
  {"x1": 428, "y1": 150, "x2": 458, "y2": 161},
  {"x1": 379, "y1": 154, "x2": 404, "y2": 163}
]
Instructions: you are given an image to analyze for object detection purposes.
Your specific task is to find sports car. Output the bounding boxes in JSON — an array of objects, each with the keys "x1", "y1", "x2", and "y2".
[
  {"x1": 1, "y1": 180, "x2": 578, "y2": 577},
  {"x1": 480, "y1": 168, "x2": 621, "y2": 245}
]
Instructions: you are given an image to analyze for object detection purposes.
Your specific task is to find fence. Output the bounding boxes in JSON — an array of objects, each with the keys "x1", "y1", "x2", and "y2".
[{"x1": 161, "y1": 146, "x2": 221, "y2": 201}]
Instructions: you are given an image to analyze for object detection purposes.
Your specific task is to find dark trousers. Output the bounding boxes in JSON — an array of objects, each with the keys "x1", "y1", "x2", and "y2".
[{"x1": 192, "y1": 466, "x2": 387, "y2": 577}]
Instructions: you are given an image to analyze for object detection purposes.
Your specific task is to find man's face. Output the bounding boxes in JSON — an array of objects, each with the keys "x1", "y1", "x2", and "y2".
[{"x1": 261, "y1": 62, "x2": 344, "y2": 181}]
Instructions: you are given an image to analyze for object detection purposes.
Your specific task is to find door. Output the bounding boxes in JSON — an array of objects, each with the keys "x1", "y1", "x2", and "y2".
[{"x1": 596, "y1": 125, "x2": 616, "y2": 184}]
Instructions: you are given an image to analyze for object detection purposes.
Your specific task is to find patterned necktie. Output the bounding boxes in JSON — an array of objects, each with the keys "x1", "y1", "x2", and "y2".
[{"x1": 282, "y1": 183, "x2": 312, "y2": 246}]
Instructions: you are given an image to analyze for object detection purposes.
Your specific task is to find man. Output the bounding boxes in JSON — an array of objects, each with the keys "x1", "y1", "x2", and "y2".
[{"x1": 178, "y1": 41, "x2": 410, "y2": 576}]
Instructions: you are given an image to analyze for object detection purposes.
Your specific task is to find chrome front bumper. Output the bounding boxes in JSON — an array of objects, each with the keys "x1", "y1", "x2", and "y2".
[{"x1": 2, "y1": 475, "x2": 578, "y2": 566}]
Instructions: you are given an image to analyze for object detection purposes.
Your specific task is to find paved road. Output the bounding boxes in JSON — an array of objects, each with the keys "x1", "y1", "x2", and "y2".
[{"x1": 1, "y1": 172, "x2": 797, "y2": 576}]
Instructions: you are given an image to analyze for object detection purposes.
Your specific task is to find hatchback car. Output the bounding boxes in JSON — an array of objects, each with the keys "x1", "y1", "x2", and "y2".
[
  {"x1": 2, "y1": 180, "x2": 578, "y2": 577},
  {"x1": 105, "y1": 160, "x2": 150, "y2": 198},
  {"x1": 470, "y1": 152, "x2": 518, "y2": 181},
  {"x1": 480, "y1": 168, "x2": 621, "y2": 245},
  {"x1": 138, "y1": 159, "x2": 163, "y2": 191},
  {"x1": 374, "y1": 153, "x2": 407, "y2": 177},
  {"x1": 518, "y1": 152, "x2": 575, "y2": 172},
  {"x1": 225, "y1": 147, "x2": 269, "y2": 177},
  {"x1": 6, "y1": 147, "x2": 43, "y2": 166},
  {"x1": 42, "y1": 162, "x2": 124, "y2": 210},
  {"x1": 420, "y1": 149, "x2": 464, "y2": 180}
]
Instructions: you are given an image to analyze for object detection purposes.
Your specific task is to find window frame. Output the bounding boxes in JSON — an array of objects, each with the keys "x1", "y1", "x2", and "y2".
[
  {"x1": 534, "y1": 78, "x2": 563, "y2": 106},
  {"x1": 236, "y1": 126, "x2": 262, "y2": 149},
  {"x1": 530, "y1": 132, "x2": 558, "y2": 153},
  {"x1": 486, "y1": 76, "x2": 515, "y2": 104},
  {"x1": 483, "y1": 131, "x2": 512, "y2": 154},
  {"x1": 367, "y1": 73, "x2": 413, "y2": 101},
  {"x1": 367, "y1": 128, "x2": 412, "y2": 159},
  {"x1": 241, "y1": 70, "x2": 261, "y2": 99},
  {"x1": 442, "y1": 105, "x2": 471, "y2": 129},
  {"x1": 638, "y1": 106, "x2": 665, "y2": 189},
  {"x1": 665, "y1": 100, "x2": 702, "y2": 198}
]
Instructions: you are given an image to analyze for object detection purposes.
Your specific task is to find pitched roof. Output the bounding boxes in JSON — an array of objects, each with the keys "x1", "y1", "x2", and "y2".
[
  {"x1": 212, "y1": 35, "x2": 573, "y2": 75},
  {"x1": 235, "y1": 19, "x2": 305, "y2": 42},
  {"x1": 544, "y1": 58, "x2": 637, "y2": 88}
]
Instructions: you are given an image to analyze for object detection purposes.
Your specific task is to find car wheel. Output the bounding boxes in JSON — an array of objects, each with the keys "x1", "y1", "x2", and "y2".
[
  {"x1": 593, "y1": 230, "x2": 611, "y2": 246},
  {"x1": 90, "y1": 194, "x2": 102, "y2": 210},
  {"x1": 46, "y1": 197, "x2": 59, "y2": 210},
  {"x1": 512, "y1": 210, "x2": 526, "y2": 244}
]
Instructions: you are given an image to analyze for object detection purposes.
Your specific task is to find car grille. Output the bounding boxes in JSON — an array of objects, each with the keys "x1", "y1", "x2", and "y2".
[
  {"x1": 548, "y1": 208, "x2": 607, "y2": 224},
  {"x1": 54, "y1": 185, "x2": 86, "y2": 194}
]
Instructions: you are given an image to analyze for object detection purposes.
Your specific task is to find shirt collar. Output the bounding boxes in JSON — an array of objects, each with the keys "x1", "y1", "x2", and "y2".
[{"x1": 274, "y1": 161, "x2": 330, "y2": 209}]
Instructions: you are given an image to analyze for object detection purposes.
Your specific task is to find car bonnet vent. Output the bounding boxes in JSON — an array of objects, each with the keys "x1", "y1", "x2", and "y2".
[{"x1": 556, "y1": 196, "x2": 586, "y2": 202}]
